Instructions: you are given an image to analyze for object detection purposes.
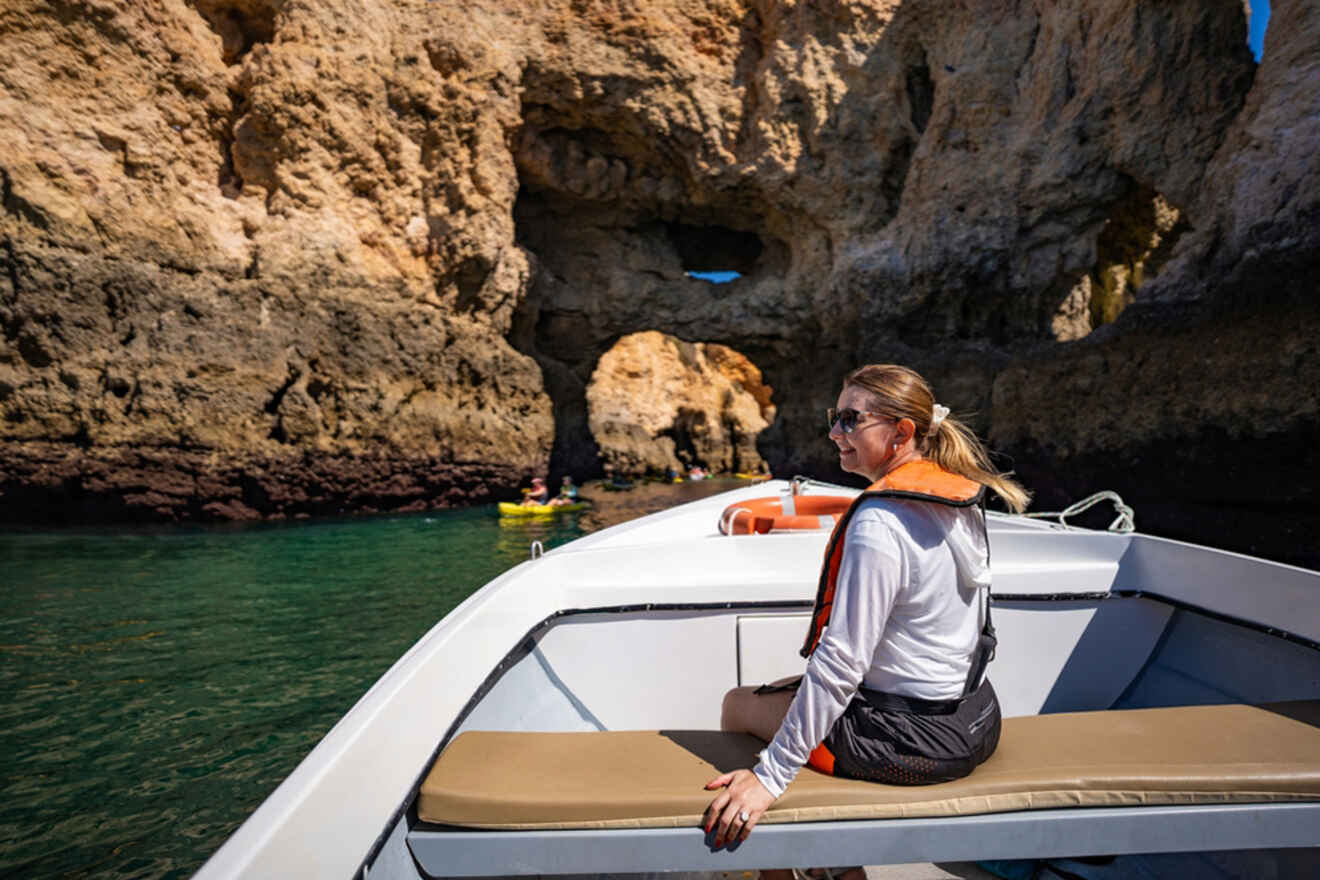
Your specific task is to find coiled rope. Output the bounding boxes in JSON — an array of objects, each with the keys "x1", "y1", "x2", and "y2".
[{"x1": 1022, "y1": 490, "x2": 1136, "y2": 534}]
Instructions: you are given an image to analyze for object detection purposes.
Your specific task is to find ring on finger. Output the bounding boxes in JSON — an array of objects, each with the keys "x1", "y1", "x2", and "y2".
[{"x1": 739, "y1": 809, "x2": 750, "y2": 822}]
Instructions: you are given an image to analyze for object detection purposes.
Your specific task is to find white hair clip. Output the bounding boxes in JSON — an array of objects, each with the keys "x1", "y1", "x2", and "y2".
[{"x1": 930, "y1": 403, "x2": 950, "y2": 432}]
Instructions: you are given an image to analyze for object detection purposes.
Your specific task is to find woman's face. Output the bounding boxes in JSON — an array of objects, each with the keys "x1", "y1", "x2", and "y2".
[{"x1": 829, "y1": 385, "x2": 901, "y2": 481}]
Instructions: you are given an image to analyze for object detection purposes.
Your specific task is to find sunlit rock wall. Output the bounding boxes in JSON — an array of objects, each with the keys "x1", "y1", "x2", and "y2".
[
  {"x1": 0, "y1": 0, "x2": 552, "y2": 519},
  {"x1": 586, "y1": 331, "x2": 773, "y2": 476},
  {"x1": 1, "y1": 0, "x2": 1316, "y2": 564}
]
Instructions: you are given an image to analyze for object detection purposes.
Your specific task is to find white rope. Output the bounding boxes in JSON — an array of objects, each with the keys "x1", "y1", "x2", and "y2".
[
  {"x1": 790, "y1": 475, "x2": 837, "y2": 495},
  {"x1": 1022, "y1": 490, "x2": 1136, "y2": 534},
  {"x1": 720, "y1": 506, "x2": 752, "y2": 536}
]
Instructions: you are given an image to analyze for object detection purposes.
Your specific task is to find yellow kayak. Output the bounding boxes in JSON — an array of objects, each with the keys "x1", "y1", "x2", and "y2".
[
  {"x1": 498, "y1": 501, "x2": 587, "y2": 516},
  {"x1": 735, "y1": 472, "x2": 771, "y2": 481}
]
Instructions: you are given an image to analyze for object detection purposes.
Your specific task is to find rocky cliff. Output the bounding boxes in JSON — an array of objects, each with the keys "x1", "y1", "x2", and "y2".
[{"x1": 1, "y1": 0, "x2": 1315, "y2": 565}]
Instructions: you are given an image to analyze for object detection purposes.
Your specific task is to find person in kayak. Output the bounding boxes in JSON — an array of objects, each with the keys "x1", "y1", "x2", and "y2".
[
  {"x1": 702, "y1": 364, "x2": 1030, "y2": 868},
  {"x1": 521, "y1": 477, "x2": 549, "y2": 506},
  {"x1": 549, "y1": 475, "x2": 578, "y2": 507}
]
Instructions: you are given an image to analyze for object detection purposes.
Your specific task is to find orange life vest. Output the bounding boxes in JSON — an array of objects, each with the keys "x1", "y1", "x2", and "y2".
[{"x1": 800, "y1": 459, "x2": 986, "y2": 658}]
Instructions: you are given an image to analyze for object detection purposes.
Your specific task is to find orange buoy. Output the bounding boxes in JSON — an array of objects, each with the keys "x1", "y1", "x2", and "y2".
[{"x1": 718, "y1": 494, "x2": 854, "y2": 535}]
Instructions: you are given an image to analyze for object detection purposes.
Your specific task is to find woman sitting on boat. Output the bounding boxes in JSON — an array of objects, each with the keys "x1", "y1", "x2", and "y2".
[{"x1": 702, "y1": 364, "x2": 1030, "y2": 867}]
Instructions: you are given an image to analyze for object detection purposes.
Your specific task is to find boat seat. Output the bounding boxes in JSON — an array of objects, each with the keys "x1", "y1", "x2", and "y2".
[{"x1": 417, "y1": 701, "x2": 1320, "y2": 829}]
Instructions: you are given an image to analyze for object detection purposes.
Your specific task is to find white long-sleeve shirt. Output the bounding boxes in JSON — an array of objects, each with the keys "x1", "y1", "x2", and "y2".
[{"x1": 753, "y1": 496, "x2": 991, "y2": 798}]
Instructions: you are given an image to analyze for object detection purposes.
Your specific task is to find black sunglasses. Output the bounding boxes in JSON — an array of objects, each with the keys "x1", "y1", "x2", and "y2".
[{"x1": 826, "y1": 408, "x2": 888, "y2": 434}]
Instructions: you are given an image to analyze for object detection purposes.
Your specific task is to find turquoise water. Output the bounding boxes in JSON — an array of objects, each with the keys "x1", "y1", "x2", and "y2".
[{"x1": 0, "y1": 480, "x2": 743, "y2": 879}]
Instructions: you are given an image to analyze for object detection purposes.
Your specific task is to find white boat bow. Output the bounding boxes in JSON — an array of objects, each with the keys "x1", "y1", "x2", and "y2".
[{"x1": 195, "y1": 480, "x2": 1320, "y2": 879}]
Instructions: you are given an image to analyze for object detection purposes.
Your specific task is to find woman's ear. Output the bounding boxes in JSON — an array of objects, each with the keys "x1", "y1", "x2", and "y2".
[{"x1": 896, "y1": 417, "x2": 917, "y2": 446}]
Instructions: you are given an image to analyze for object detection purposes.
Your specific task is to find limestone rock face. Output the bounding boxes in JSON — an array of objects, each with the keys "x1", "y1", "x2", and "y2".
[
  {"x1": 1, "y1": 0, "x2": 1316, "y2": 565},
  {"x1": 586, "y1": 331, "x2": 773, "y2": 476},
  {"x1": 0, "y1": 0, "x2": 551, "y2": 519}
]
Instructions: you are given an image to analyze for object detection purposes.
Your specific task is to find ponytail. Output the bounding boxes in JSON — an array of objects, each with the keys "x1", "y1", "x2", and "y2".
[{"x1": 924, "y1": 414, "x2": 1031, "y2": 513}]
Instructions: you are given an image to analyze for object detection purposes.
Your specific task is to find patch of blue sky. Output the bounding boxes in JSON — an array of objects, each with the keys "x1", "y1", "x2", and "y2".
[
  {"x1": 1249, "y1": 0, "x2": 1269, "y2": 62},
  {"x1": 686, "y1": 270, "x2": 741, "y2": 284}
]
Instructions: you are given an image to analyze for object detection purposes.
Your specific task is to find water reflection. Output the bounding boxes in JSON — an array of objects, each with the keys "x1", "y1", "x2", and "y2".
[{"x1": 492, "y1": 511, "x2": 585, "y2": 565}]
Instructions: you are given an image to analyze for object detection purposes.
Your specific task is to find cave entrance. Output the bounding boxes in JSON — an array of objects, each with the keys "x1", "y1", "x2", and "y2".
[
  {"x1": 666, "y1": 222, "x2": 762, "y2": 284},
  {"x1": 1051, "y1": 184, "x2": 1190, "y2": 341},
  {"x1": 584, "y1": 331, "x2": 776, "y2": 478},
  {"x1": 509, "y1": 181, "x2": 787, "y2": 486}
]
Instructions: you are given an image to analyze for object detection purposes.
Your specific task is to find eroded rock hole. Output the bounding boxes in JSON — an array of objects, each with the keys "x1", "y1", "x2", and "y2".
[
  {"x1": 1052, "y1": 185, "x2": 1190, "y2": 341},
  {"x1": 192, "y1": 0, "x2": 281, "y2": 64},
  {"x1": 585, "y1": 331, "x2": 775, "y2": 477},
  {"x1": 666, "y1": 222, "x2": 763, "y2": 276},
  {"x1": 905, "y1": 52, "x2": 934, "y2": 135},
  {"x1": 510, "y1": 116, "x2": 786, "y2": 481},
  {"x1": 217, "y1": 86, "x2": 244, "y2": 198},
  {"x1": 192, "y1": 1, "x2": 280, "y2": 200}
]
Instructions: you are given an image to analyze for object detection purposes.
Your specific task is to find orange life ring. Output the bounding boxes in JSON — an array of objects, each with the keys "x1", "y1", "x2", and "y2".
[{"x1": 718, "y1": 495, "x2": 854, "y2": 535}]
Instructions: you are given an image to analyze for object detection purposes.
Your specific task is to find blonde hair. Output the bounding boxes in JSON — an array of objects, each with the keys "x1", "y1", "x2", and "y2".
[{"x1": 843, "y1": 364, "x2": 1031, "y2": 513}]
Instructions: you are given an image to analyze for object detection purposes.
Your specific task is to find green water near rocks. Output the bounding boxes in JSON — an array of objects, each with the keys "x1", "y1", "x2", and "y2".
[{"x1": 0, "y1": 480, "x2": 744, "y2": 878}]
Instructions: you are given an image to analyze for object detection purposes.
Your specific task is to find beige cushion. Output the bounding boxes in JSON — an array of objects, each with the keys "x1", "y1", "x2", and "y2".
[{"x1": 417, "y1": 701, "x2": 1320, "y2": 829}]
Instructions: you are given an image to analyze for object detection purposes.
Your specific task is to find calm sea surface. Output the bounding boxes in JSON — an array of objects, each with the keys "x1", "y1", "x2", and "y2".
[{"x1": 0, "y1": 480, "x2": 746, "y2": 879}]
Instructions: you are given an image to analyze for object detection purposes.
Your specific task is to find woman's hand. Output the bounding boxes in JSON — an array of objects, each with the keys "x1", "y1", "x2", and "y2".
[{"x1": 702, "y1": 768, "x2": 776, "y2": 847}]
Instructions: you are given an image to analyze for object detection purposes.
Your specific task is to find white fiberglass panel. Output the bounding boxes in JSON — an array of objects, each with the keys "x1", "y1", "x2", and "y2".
[
  {"x1": 454, "y1": 645, "x2": 607, "y2": 737},
  {"x1": 1115, "y1": 535, "x2": 1320, "y2": 644},
  {"x1": 532, "y1": 612, "x2": 738, "y2": 729},
  {"x1": 550, "y1": 531, "x2": 827, "y2": 606},
  {"x1": 196, "y1": 558, "x2": 584, "y2": 880},
  {"x1": 1117, "y1": 609, "x2": 1320, "y2": 708},
  {"x1": 992, "y1": 598, "x2": 1172, "y2": 716},
  {"x1": 987, "y1": 530, "x2": 1129, "y2": 595},
  {"x1": 738, "y1": 614, "x2": 809, "y2": 686}
]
